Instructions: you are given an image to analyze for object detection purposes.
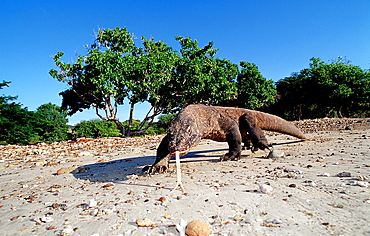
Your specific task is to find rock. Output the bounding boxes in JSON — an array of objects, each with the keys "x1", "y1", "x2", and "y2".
[
  {"x1": 185, "y1": 220, "x2": 211, "y2": 236},
  {"x1": 78, "y1": 151, "x2": 93, "y2": 156},
  {"x1": 272, "y1": 219, "x2": 283, "y2": 224},
  {"x1": 258, "y1": 184, "x2": 273, "y2": 194},
  {"x1": 102, "y1": 183, "x2": 115, "y2": 190},
  {"x1": 136, "y1": 218, "x2": 154, "y2": 227},
  {"x1": 60, "y1": 225, "x2": 73, "y2": 235},
  {"x1": 337, "y1": 172, "x2": 351, "y2": 177},
  {"x1": 266, "y1": 150, "x2": 285, "y2": 159},
  {"x1": 357, "y1": 176, "x2": 368, "y2": 181},
  {"x1": 345, "y1": 126, "x2": 353, "y2": 130},
  {"x1": 233, "y1": 215, "x2": 244, "y2": 221},
  {"x1": 56, "y1": 166, "x2": 87, "y2": 175},
  {"x1": 40, "y1": 216, "x2": 54, "y2": 223}
]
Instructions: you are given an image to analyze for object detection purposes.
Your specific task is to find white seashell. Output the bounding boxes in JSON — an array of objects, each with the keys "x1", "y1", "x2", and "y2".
[
  {"x1": 272, "y1": 219, "x2": 282, "y2": 224},
  {"x1": 61, "y1": 225, "x2": 73, "y2": 234},
  {"x1": 40, "y1": 216, "x2": 54, "y2": 223},
  {"x1": 357, "y1": 181, "x2": 369, "y2": 187},
  {"x1": 89, "y1": 199, "x2": 97, "y2": 208},
  {"x1": 176, "y1": 219, "x2": 187, "y2": 236},
  {"x1": 322, "y1": 173, "x2": 330, "y2": 177},
  {"x1": 358, "y1": 176, "x2": 368, "y2": 181},
  {"x1": 90, "y1": 209, "x2": 99, "y2": 216},
  {"x1": 103, "y1": 207, "x2": 115, "y2": 215},
  {"x1": 78, "y1": 151, "x2": 93, "y2": 156},
  {"x1": 258, "y1": 184, "x2": 273, "y2": 194}
]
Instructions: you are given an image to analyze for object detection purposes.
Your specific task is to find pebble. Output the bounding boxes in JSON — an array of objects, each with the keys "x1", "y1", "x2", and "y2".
[
  {"x1": 136, "y1": 218, "x2": 154, "y2": 227},
  {"x1": 78, "y1": 151, "x2": 93, "y2": 156},
  {"x1": 337, "y1": 172, "x2": 351, "y2": 177},
  {"x1": 40, "y1": 216, "x2": 54, "y2": 223},
  {"x1": 233, "y1": 215, "x2": 244, "y2": 221},
  {"x1": 259, "y1": 184, "x2": 273, "y2": 194},
  {"x1": 266, "y1": 150, "x2": 285, "y2": 159},
  {"x1": 61, "y1": 225, "x2": 73, "y2": 235},
  {"x1": 56, "y1": 166, "x2": 87, "y2": 175},
  {"x1": 185, "y1": 220, "x2": 211, "y2": 236},
  {"x1": 357, "y1": 176, "x2": 368, "y2": 181},
  {"x1": 272, "y1": 219, "x2": 283, "y2": 224}
]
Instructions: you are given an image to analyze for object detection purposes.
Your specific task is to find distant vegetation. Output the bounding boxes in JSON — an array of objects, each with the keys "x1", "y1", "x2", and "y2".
[
  {"x1": 267, "y1": 57, "x2": 370, "y2": 120},
  {"x1": 50, "y1": 27, "x2": 276, "y2": 136},
  {"x1": 0, "y1": 28, "x2": 369, "y2": 145},
  {"x1": 0, "y1": 81, "x2": 174, "y2": 144}
]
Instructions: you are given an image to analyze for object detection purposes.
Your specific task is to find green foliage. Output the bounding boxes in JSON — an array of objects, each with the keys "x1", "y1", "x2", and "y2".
[
  {"x1": 235, "y1": 61, "x2": 276, "y2": 109},
  {"x1": 72, "y1": 117, "x2": 169, "y2": 138},
  {"x1": 273, "y1": 57, "x2": 370, "y2": 119},
  {"x1": 0, "y1": 102, "x2": 39, "y2": 145},
  {"x1": 74, "y1": 119, "x2": 122, "y2": 138},
  {"x1": 159, "y1": 36, "x2": 238, "y2": 110},
  {"x1": 149, "y1": 113, "x2": 176, "y2": 134},
  {"x1": 34, "y1": 103, "x2": 69, "y2": 142},
  {"x1": 50, "y1": 27, "x2": 239, "y2": 136},
  {"x1": 0, "y1": 82, "x2": 69, "y2": 144}
]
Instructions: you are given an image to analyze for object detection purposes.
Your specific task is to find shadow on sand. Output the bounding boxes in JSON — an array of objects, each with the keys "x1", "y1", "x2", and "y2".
[
  {"x1": 72, "y1": 148, "x2": 228, "y2": 183},
  {"x1": 71, "y1": 139, "x2": 303, "y2": 183}
]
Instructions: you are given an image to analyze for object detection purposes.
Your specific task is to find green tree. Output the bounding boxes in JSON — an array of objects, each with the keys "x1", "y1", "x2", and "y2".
[
  {"x1": 34, "y1": 103, "x2": 69, "y2": 142},
  {"x1": 50, "y1": 27, "x2": 239, "y2": 136},
  {"x1": 0, "y1": 81, "x2": 69, "y2": 144},
  {"x1": 274, "y1": 57, "x2": 370, "y2": 119},
  {"x1": 74, "y1": 119, "x2": 122, "y2": 138},
  {"x1": 50, "y1": 27, "x2": 135, "y2": 135},
  {"x1": 236, "y1": 61, "x2": 276, "y2": 109},
  {"x1": 0, "y1": 81, "x2": 39, "y2": 144},
  {"x1": 163, "y1": 36, "x2": 238, "y2": 109}
]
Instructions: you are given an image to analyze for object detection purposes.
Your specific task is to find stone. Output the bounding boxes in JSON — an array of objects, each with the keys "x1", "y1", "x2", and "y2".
[{"x1": 185, "y1": 220, "x2": 211, "y2": 236}]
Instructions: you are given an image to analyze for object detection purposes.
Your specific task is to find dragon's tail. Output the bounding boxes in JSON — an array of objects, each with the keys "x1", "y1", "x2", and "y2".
[{"x1": 251, "y1": 110, "x2": 306, "y2": 140}]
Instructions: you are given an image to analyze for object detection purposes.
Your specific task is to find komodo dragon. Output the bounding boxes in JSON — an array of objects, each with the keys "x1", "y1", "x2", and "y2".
[{"x1": 144, "y1": 104, "x2": 306, "y2": 173}]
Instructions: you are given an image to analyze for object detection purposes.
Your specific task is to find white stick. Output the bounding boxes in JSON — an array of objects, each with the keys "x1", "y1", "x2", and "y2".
[{"x1": 170, "y1": 151, "x2": 186, "y2": 194}]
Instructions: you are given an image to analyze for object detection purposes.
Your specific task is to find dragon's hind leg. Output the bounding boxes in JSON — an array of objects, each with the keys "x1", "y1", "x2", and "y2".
[{"x1": 239, "y1": 114, "x2": 272, "y2": 152}]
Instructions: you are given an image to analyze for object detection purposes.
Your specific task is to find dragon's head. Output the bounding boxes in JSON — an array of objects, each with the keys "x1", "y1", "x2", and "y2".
[{"x1": 167, "y1": 114, "x2": 202, "y2": 155}]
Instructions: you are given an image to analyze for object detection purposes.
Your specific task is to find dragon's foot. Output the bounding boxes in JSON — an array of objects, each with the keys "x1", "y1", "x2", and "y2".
[
  {"x1": 142, "y1": 164, "x2": 169, "y2": 174},
  {"x1": 220, "y1": 152, "x2": 241, "y2": 161},
  {"x1": 142, "y1": 157, "x2": 170, "y2": 174},
  {"x1": 251, "y1": 143, "x2": 272, "y2": 153}
]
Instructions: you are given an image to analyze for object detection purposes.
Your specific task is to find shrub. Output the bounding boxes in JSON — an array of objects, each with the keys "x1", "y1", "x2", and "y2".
[{"x1": 74, "y1": 119, "x2": 122, "y2": 138}]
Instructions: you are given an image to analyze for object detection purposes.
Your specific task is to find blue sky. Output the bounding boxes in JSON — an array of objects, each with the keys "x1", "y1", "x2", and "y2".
[{"x1": 1, "y1": 0, "x2": 369, "y2": 124}]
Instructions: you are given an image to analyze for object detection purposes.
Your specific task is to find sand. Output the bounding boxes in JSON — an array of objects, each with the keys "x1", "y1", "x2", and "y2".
[{"x1": 0, "y1": 122, "x2": 369, "y2": 235}]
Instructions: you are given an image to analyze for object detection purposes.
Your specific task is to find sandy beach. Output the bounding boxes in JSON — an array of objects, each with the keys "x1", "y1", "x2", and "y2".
[{"x1": 0, "y1": 118, "x2": 369, "y2": 235}]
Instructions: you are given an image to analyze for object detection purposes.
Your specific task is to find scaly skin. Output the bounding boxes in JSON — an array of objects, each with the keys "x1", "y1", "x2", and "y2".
[{"x1": 144, "y1": 104, "x2": 306, "y2": 173}]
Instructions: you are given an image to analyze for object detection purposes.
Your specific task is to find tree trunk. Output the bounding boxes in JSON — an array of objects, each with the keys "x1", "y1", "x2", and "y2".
[
  {"x1": 338, "y1": 105, "x2": 343, "y2": 118},
  {"x1": 126, "y1": 102, "x2": 135, "y2": 136},
  {"x1": 112, "y1": 119, "x2": 126, "y2": 137}
]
